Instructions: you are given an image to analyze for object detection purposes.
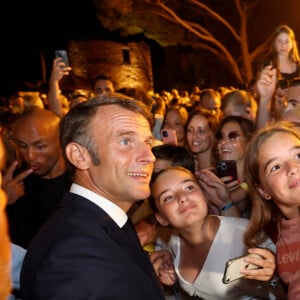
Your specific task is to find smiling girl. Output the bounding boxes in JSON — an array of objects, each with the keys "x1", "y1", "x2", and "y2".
[
  {"x1": 244, "y1": 121, "x2": 300, "y2": 298},
  {"x1": 149, "y1": 166, "x2": 286, "y2": 299}
]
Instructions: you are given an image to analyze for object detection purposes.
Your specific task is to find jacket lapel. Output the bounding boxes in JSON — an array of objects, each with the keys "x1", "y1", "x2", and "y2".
[{"x1": 105, "y1": 218, "x2": 159, "y2": 282}]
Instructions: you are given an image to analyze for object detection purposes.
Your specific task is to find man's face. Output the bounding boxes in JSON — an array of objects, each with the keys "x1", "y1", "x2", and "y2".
[
  {"x1": 12, "y1": 118, "x2": 62, "y2": 178},
  {"x1": 201, "y1": 94, "x2": 221, "y2": 111},
  {"x1": 282, "y1": 85, "x2": 300, "y2": 122},
  {"x1": 86, "y1": 105, "x2": 155, "y2": 211},
  {"x1": 94, "y1": 79, "x2": 114, "y2": 95},
  {"x1": 286, "y1": 85, "x2": 300, "y2": 106}
]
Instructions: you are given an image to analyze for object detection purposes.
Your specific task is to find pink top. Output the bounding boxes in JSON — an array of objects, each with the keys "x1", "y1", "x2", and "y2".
[{"x1": 277, "y1": 216, "x2": 300, "y2": 298}]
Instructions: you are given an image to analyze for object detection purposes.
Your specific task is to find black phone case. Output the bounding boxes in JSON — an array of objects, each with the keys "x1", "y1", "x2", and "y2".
[{"x1": 216, "y1": 160, "x2": 238, "y2": 182}]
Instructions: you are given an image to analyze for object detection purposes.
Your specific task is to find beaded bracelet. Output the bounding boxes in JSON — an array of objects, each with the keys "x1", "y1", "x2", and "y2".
[{"x1": 220, "y1": 201, "x2": 235, "y2": 212}]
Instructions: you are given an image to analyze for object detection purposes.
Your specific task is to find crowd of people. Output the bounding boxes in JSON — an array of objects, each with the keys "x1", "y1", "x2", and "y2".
[{"x1": 0, "y1": 23, "x2": 300, "y2": 299}]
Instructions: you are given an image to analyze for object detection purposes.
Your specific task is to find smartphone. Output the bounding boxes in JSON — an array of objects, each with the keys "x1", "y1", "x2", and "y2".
[
  {"x1": 215, "y1": 160, "x2": 238, "y2": 183},
  {"x1": 222, "y1": 254, "x2": 261, "y2": 284},
  {"x1": 55, "y1": 50, "x2": 70, "y2": 67},
  {"x1": 161, "y1": 129, "x2": 178, "y2": 145}
]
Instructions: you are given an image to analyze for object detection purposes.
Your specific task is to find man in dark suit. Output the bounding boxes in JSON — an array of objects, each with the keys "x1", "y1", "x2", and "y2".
[{"x1": 20, "y1": 93, "x2": 166, "y2": 299}]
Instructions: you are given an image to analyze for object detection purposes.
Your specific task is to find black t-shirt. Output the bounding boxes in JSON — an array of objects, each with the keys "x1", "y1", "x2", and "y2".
[{"x1": 6, "y1": 171, "x2": 71, "y2": 248}]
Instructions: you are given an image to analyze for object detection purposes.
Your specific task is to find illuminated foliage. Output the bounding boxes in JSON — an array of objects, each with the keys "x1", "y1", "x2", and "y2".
[{"x1": 94, "y1": 0, "x2": 273, "y2": 85}]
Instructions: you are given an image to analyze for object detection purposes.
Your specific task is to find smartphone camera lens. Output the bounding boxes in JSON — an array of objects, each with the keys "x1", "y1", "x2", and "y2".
[
  {"x1": 162, "y1": 130, "x2": 168, "y2": 137},
  {"x1": 217, "y1": 162, "x2": 227, "y2": 171}
]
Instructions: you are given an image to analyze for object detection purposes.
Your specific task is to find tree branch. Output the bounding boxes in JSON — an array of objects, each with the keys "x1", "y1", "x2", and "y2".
[
  {"x1": 189, "y1": 0, "x2": 240, "y2": 42},
  {"x1": 147, "y1": 0, "x2": 243, "y2": 82}
]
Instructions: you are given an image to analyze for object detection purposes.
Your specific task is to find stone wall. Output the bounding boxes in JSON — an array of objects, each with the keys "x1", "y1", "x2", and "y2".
[{"x1": 61, "y1": 39, "x2": 153, "y2": 93}]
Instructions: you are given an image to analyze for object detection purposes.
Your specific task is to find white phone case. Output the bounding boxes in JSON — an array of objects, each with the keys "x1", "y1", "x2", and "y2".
[{"x1": 222, "y1": 255, "x2": 260, "y2": 284}]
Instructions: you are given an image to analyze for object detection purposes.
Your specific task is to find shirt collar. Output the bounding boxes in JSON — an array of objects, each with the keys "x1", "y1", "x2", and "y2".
[{"x1": 70, "y1": 183, "x2": 128, "y2": 228}]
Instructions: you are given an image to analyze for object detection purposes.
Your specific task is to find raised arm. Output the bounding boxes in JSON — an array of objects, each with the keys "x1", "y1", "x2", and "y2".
[
  {"x1": 255, "y1": 66, "x2": 277, "y2": 128},
  {"x1": 47, "y1": 57, "x2": 72, "y2": 118}
]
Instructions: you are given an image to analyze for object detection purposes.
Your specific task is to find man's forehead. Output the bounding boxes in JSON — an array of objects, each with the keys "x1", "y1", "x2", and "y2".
[{"x1": 95, "y1": 79, "x2": 113, "y2": 87}]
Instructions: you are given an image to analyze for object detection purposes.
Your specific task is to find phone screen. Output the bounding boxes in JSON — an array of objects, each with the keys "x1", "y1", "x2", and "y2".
[{"x1": 55, "y1": 50, "x2": 70, "y2": 67}]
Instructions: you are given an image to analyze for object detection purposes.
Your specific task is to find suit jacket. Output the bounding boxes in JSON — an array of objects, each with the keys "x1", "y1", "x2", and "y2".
[{"x1": 20, "y1": 192, "x2": 166, "y2": 300}]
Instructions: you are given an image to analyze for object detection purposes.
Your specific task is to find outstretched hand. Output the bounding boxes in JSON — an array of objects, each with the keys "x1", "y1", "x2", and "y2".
[
  {"x1": 256, "y1": 65, "x2": 277, "y2": 100},
  {"x1": 50, "y1": 57, "x2": 72, "y2": 82}
]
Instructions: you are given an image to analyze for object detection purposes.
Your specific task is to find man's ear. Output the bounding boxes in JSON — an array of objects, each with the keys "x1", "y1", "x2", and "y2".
[
  {"x1": 255, "y1": 184, "x2": 272, "y2": 200},
  {"x1": 65, "y1": 142, "x2": 91, "y2": 170},
  {"x1": 154, "y1": 213, "x2": 169, "y2": 227}
]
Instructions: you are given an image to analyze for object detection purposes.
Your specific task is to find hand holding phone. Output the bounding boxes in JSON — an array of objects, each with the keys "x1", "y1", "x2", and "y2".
[
  {"x1": 55, "y1": 50, "x2": 70, "y2": 67},
  {"x1": 161, "y1": 129, "x2": 178, "y2": 145},
  {"x1": 222, "y1": 254, "x2": 262, "y2": 284},
  {"x1": 215, "y1": 160, "x2": 238, "y2": 183}
]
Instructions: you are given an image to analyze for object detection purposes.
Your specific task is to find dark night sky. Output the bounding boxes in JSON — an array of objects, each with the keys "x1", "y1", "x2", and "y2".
[
  {"x1": 1, "y1": 0, "x2": 300, "y2": 97},
  {"x1": 0, "y1": 0, "x2": 113, "y2": 96}
]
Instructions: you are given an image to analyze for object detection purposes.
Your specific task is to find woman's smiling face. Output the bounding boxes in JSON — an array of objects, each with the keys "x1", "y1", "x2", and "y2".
[{"x1": 217, "y1": 121, "x2": 247, "y2": 163}]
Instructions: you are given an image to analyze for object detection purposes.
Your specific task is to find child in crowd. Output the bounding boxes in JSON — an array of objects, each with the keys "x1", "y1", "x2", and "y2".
[
  {"x1": 149, "y1": 166, "x2": 286, "y2": 299},
  {"x1": 261, "y1": 24, "x2": 300, "y2": 84},
  {"x1": 244, "y1": 121, "x2": 300, "y2": 298}
]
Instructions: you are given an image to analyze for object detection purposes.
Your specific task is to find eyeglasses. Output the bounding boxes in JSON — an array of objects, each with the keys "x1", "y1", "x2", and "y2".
[{"x1": 215, "y1": 131, "x2": 244, "y2": 142}]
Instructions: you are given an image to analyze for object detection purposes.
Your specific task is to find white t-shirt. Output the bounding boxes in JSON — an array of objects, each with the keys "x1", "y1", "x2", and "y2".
[{"x1": 156, "y1": 216, "x2": 285, "y2": 300}]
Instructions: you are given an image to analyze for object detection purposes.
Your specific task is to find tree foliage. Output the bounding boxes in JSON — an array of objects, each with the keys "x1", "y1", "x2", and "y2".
[{"x1": 93, "y1": 0, "x2": 272, "y2": 85}]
